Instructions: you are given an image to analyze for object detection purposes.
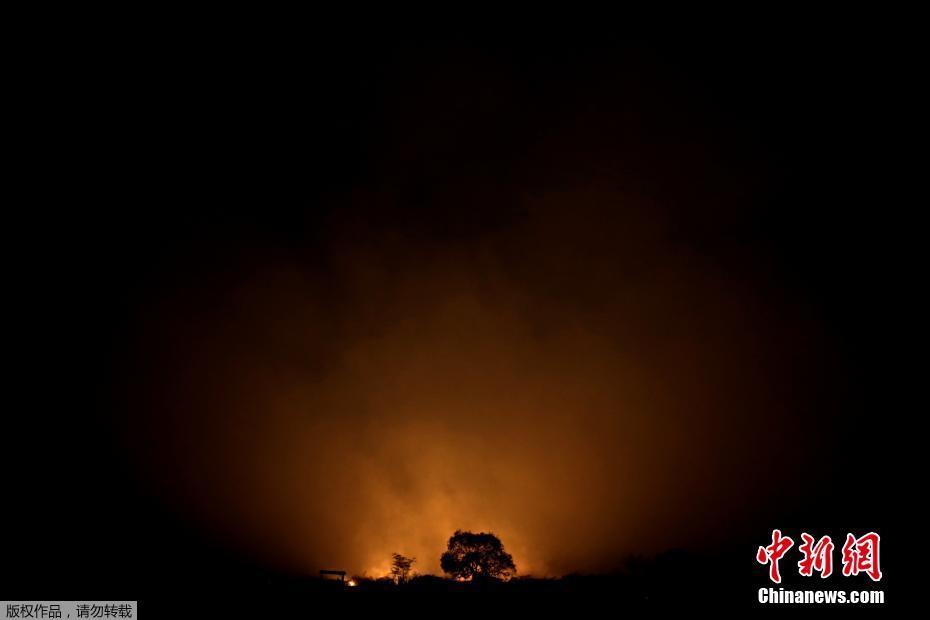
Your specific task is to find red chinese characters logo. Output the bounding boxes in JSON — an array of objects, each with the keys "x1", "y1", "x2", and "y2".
[
  {"x1": 757, "y1": 530, "x2": 881, "y2": 582},
  {"x1": 756, "y1": 529, "x2": 794, "y2": 583},
  {"x1": 798, "y1": 533, "x2": 834, "y2": 578},
  {"x1": 841, "y1": 532, "x2": 882, "y2": 582}
]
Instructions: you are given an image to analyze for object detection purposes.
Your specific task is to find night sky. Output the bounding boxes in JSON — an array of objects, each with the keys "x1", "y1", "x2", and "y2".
[{"x1": 5, "y1": 29, "x2": 905, "y2": 611}]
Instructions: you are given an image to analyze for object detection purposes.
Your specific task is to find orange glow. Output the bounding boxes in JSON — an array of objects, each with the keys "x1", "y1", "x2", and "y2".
[{"x1": 125, "y1": 198, "x2": 829, "y2": 579}]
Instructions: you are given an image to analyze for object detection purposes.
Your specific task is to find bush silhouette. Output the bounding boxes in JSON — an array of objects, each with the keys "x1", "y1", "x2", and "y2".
[{"x1": 389, "y1": 552, "x2": 416, "y2": 584}]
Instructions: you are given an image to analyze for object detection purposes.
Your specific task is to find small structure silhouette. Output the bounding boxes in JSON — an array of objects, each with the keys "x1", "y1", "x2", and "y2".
[{"x1": 319, "y1": 569, "x2": 346, "y2": 583}]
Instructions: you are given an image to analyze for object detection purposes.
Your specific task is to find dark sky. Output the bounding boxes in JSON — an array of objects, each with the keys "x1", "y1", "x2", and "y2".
[{"x1": 6, "y1": 30, "x2": 905, "y2": 599}]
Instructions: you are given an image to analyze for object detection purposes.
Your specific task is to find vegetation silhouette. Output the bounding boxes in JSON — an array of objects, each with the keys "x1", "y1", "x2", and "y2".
[
  {"x1": 274, "y1": 544, "x2": 781, "y2": 613},
  {"x1": 390, "y1": 552, "x2": 416, "y2": 584},
  {"x1": 439, "y1": 530, "x2": 516, "y2": 581}
]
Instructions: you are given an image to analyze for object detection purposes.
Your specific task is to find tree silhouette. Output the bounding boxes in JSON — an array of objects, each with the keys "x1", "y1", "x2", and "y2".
[
  {"x1": 439, "y1": 530, "x2": 516, "y2": 581},
  {"x1": 390, "y1": 552, "x2": 416, "y2": 584}
]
